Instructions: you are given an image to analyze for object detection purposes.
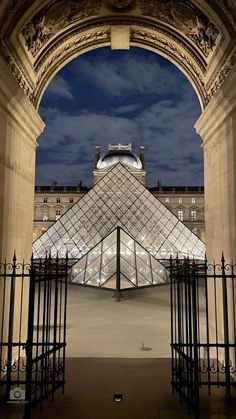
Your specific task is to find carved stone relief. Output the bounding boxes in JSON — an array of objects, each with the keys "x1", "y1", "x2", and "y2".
[
  {"x1": 22, "y1": 0, "x2": 102, "y2": 56},
  {"x1": 207, "y1": 46, "x2": 236, "y2": 101},
  {"x1": 139, "y1": 0, "x2": 220, "y2": 57},
  {"x1": 0, "y1": 40, "x2": 35, "y2": 101}
]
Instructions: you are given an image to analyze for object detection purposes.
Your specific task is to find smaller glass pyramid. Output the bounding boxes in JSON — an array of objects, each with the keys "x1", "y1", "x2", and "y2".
[{"x1": 70, "y1": 227, "x2": 169, "y2": 290}]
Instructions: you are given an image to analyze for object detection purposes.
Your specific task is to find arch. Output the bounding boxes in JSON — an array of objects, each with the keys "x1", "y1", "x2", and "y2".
[
  {"x1": 0, "y1": 0, "x2": 235, "y2": 113},
  {"x1": 35, "y1": 34, "x2": 206, "y2": 111}
]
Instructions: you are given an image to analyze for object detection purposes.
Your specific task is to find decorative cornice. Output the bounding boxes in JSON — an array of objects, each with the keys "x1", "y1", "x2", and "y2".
[{"x1": 34, "y1": 17, "x2": 207, "y2": 74}]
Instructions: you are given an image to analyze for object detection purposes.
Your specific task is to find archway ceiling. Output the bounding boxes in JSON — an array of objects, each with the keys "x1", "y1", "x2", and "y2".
[{"x1": 0, "y1": 0, "x2": 235, "y2": 109}]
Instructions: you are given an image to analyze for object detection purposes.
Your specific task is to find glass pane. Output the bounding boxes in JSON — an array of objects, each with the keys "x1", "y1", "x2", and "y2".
[{"x1": 33, "y1": 162, "x2": 205, "y2": 261}]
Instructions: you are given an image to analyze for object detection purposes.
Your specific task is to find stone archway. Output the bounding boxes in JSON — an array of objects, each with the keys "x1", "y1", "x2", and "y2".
[{"x1": 0, "y1": 0, "x2": 236, "y2": 262}]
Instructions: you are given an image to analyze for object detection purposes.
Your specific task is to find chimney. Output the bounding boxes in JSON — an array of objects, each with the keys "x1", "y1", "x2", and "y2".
[
  {"x1": 95, "y1": 145, "x2": 100, "y2": 166},
  {"x1": 139, "y1": 145, "x2": 145, "y2": 168}
]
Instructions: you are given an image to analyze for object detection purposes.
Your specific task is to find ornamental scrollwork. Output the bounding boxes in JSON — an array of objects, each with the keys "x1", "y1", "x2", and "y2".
[
  {"x1": 207, "y1": 46, "x2": 236, "y2": 101},
  {"x1": 22, "y1": 0, "x2": 102, "y2": 57},
  {"x1": 139, "y1": 0, "x2": 220, "y2": 57},
  {"x1": 0, "y1": 40, "x2": 35, "y2": 102}
]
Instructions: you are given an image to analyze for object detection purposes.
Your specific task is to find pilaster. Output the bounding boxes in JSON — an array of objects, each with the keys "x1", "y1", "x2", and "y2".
[
  {"x1": 195, "y1": 68, "x2": 236, "y2": 263},
  {"x1": 0, "y1": 56, "x2": 45, "y2": 262}
]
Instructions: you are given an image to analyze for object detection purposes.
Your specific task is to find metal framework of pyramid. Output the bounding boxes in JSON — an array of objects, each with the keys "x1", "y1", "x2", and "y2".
[
  {"x1": 33, "y1": 163, "x2": 205, "y2": 261},
  {"x1": 70, "y1": 227, "x2": 169, "y2": 290}
]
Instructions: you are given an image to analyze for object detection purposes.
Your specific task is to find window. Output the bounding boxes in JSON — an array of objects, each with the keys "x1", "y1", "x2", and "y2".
[
  {"x1": 70, "y1": 198, "x2": 74, "y2": 203},
  {"x1": 192, "y1": 227, "x2": 198, "y2": 236},
  {"x1": 55, "y1": 209, "x2": 61, "y2": 220},
  {"x1": 191, "y1": 210, "x2": 197, "y2": 221},
  {"x1": 43, "y1": 197, "x2": 47, "y2": 203},
  {"x1": 192, "y1": 197, "x2": 196, "y2": 204},
  {"x1": 177, "y1": 210, "x2": 184, "y2": 221},
  {"x1": 165, "y1": 197, "x2": 169, "y2": 203},
  {"x1": 178, "y1": 197, "x2": 183, "y2": 204},
  {"x1": 57, "y1": 198, "x2": 60, "y2": 203}
]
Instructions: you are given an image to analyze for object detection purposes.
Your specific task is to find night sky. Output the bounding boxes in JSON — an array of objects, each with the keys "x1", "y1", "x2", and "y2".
[{"x1": 36, "y1": 47, "x2": 203, "y2": 188}]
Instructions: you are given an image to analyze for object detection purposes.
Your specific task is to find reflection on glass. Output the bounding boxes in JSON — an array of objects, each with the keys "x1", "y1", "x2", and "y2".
[{"x1": 71, "y1": 227, "x2": 169, "y2": 290}]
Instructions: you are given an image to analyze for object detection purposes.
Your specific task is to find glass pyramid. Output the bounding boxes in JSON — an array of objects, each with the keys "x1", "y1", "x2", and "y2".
[
  {"x1": 33, "y1": 163, "x2": 205, "y2": 260},
  {"x1": 70, "y1": 227, "x2": 169, "y2": 290}
]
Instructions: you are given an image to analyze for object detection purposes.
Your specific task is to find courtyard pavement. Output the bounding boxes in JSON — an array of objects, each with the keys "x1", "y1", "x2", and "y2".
[{"x1": 66, "y1": 283, "x2": 171, "y2": 358}]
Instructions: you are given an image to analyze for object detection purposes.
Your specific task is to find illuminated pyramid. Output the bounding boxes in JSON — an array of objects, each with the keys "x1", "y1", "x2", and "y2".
[
  {"x1": 70, "y1": 227, "x2": 169, "y2": 290},
  {"x1": 33, "y1": 163, "x2": 205, "y2": 260}
]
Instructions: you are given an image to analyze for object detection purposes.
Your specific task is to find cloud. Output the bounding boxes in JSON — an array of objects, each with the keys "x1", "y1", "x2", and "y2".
[
  {"x1": 111, "y1": 103, "x2": 144, "y2": 114},
  {"x1": 37, "y1": 49, "x2": 203, "y2": 187},
  {"x1": 75, "y1": 55, "x2": 186, "y2": 98},
  {"x1": 37, "y1": 89, "x2": 203, "y2": 187},
  {"x1": 45, "y1": 76, "x2": 74, "y2": 100}
]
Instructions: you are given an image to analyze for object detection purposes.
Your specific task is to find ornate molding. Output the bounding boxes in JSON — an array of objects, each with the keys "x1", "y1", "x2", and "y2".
[
  {"x1": 21, "y1": 0, "x2": 102, "y2": 57},
  {"x1": 139, "y1": 0, "x2": 220, "y2": 58},
  {"x1": 0, "y1": 40, "x2": 35, "y2": 102},
  {"x1": 34, "y1": 17, "x2": 207, "y2": 75},
  {"x1": 206, "y1": 46, "x2": 236, "y2": 101},
  {"x1": 130, "y1": 28, "x2": 208, "y2": 107}
]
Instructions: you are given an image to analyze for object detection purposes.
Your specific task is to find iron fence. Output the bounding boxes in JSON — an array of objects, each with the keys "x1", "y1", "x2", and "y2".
[
  {"x1": 170, "y1": 255, "x2": 236, "y2": 418},
  {"x1": 0, "y1": 254, "x2": 68, "y2": 419}
]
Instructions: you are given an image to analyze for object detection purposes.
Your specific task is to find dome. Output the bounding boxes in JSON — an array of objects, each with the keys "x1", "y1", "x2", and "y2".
[{"x1": 97, "y1": 149, "x2": 142, "y2": 170}]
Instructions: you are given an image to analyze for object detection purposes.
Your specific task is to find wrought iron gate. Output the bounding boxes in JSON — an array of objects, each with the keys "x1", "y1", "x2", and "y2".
[
  {"x1": 170, "y1": 256, "x2": 236, "y2": 418},
  {"x1": 0, "y1": 254, "x2": 68, "y2": 418}
]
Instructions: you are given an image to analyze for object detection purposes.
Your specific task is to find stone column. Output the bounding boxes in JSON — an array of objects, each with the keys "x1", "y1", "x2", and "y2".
[
  {"x1": 195, "y1": 69, "x2": 236, "y2": 263},
  {"x1": 0, "y1": 56, "x2": 45, "y2": 263},
  {"x1": 195, "y1": 69, "x2": 236, "y2": 362}
]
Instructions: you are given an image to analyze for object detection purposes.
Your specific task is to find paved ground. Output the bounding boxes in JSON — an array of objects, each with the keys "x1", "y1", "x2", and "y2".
[
  {"x1": 1, "y1": 285, "x2": 236, "y2": 418},
  {"x1": 2, "y1": 358, "x2": 236, "y2": 419},
  {"x1": 66, "y1": 283, "x2": 172, "y2": 358}
]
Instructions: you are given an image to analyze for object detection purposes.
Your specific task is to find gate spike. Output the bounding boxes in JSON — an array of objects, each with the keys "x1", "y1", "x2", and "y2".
[
  {"x1": 221, "y1": 252, "x2": 225, "y2": 264},
  {"x1": 13, "y1": 251, "x2": 16, "y2": 262}
]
